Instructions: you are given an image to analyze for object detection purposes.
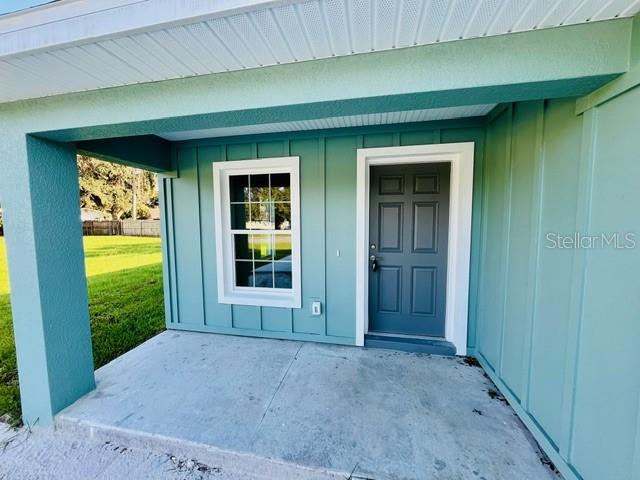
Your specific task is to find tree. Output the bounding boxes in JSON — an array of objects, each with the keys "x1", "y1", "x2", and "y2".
[{"x1": 77, "y1": 156, "x2": 157, "y2": 220}]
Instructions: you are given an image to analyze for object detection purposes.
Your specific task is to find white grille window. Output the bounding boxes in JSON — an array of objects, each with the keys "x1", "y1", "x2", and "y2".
[{"x1": 213, "y1": 157, "x2": 301, "y2": 308}]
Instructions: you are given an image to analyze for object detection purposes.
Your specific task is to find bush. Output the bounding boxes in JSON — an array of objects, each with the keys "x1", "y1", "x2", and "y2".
[{"x1": 137, "y1": 204, "x2": 151, "y2": 220}]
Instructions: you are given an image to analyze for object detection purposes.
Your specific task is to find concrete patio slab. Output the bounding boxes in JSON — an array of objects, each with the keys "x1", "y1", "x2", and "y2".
[
  {"x1": 0, "y1": 422, "x2": 305, "y2": 479},
  {"x1": 56, "y1": 331, "x2": 559, "y2": 480}
]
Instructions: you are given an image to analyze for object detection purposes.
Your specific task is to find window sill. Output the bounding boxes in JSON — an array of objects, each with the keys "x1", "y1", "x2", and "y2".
[{"x1": 218, "y1": 290, "x2": 301, "y2": 309}]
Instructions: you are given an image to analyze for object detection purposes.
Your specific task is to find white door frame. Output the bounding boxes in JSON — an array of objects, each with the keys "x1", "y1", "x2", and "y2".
[{"x1": 355, "y1": 143, "x2": 475, "y2": 355}]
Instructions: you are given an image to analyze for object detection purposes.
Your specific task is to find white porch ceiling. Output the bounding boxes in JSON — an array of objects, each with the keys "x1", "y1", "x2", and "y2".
[
  {"x1": 1, "y1": 0, "x2": 639, "y2": 104},
  {"x1": 156, "y1": 104, "x2": 496, "y2": 141}
]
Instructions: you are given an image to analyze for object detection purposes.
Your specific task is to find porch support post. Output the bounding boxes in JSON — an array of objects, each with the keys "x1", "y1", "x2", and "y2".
[{"x1": 0, "y1": 135, "x2": 95, "y2": 426}]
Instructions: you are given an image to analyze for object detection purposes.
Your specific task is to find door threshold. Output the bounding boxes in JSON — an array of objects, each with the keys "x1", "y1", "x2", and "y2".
[
  {"x1": 366, "y1": 331, "x2": 443, "y2": 341},
  {"x1": 364, "y1": 333, "x2": 456, "y2": 356}
]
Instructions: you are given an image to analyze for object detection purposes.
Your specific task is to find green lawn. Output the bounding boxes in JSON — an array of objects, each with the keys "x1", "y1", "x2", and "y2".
[{"x1": 0, "y1": 236, "x2": 165, "y2": 426}]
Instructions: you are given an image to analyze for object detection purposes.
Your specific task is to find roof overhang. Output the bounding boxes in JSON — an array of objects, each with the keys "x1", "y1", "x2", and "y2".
[
  {"x1": 0, "y1": 0, "x2": 296, "y2": 57},
  {"x1": 0, "y1": 16, "x2": 624, "y2": 147},
  {"x1": 1, "y1": 0, "x2": 639, "y2": 104}
]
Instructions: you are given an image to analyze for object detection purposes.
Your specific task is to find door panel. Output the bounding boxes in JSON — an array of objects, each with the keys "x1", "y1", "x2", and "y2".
[
  {"x1": 379, "y1": 175, "x2": 404, "y2": 194},
  {"x1": 368, "y1": 162, "x2": 450, "y2": 337},
  {"x1": 378, "y1": 266, "x2": 402, "y2": 313},
  {"x1": 411, "y1": 267, "x2": 436, "y2": 315},
  {"x1": 379, "y1": 203, "x2": 403, "y2": 251},
  {"x1": 414, "y1": 174, "x2": 439, "y2": 193},
  {"x1": 413, "y1": 202, "x2": 438, "y2": 252}
]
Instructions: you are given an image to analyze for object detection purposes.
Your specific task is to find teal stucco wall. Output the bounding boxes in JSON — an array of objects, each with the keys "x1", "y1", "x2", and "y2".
[
  {"x1": 160, "y1": 121, "x2": 486, "y2": 346},
  {"x1": 474, "y1": 93, "x2": 640, "y2": 480}
]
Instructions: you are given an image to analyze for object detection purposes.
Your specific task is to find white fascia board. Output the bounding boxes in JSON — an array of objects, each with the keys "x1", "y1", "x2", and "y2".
[{"x1": 0, "y1": 0, "x2": 302, "y2": 58}]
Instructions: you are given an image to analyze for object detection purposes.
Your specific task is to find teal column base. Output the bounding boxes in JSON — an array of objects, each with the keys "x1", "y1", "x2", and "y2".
[{"x1": 0, "y1": 135, "x2": 95, "y2": 426}]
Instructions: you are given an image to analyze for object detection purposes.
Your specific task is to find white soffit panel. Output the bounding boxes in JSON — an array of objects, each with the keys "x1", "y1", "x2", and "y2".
[
  {"x1": 156, "y1": 104, "x2": 497, "y2": 141},
  {"x1": 1, "y1": 0, "x2": 639, "y2": 103}
]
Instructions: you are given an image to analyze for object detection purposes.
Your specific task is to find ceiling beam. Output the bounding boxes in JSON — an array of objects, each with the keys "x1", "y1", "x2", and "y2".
[
  {"x1": 76, "y1": 135, "x2": 174, "y2": 174},
  {"x1": 1, "y1": 18, "x2": 632, "y2": 143}
]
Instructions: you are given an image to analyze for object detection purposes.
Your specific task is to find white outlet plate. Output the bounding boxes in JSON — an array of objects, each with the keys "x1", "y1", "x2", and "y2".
[{"x1": 311, "y1": 301, "x2": 322, "y2": 316}]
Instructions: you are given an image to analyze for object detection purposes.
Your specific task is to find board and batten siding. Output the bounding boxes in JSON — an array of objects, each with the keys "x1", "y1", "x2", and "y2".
[
  {"x1": 475, "y1": 95, "x2": 640, "y2": 480},
  {"x1": 157, "y1": 94, "x2": 640, "y2": 480},
  {"x1": 159, "y1": 122, "x2": 486, "y2": 346}
]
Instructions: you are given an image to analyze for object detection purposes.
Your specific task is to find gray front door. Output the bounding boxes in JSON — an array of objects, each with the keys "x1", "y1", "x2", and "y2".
[{"x1": 368, "y1": 162, "x2": 450, "y2": 337}]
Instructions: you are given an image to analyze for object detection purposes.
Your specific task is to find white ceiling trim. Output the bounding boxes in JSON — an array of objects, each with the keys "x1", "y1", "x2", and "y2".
[
  {"x1": 1, "y1": 0, "x2": 639, "y2": 104},
  {"x1": 156, "y1": 104, "x2": 496, "y2": 141}
]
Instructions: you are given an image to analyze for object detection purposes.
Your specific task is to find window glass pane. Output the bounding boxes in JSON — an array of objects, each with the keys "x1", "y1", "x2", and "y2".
[
  {"x1": 231, "y1": 203, "x2": 250, "y2": 229},
  {"x1": 274, "y1": 203, "x2": 291, "y2": 230},
  {"x1": 234, "y1": 234, "x2": 252, "y2": 260},
  {"x1": 235, "y1": 261, "x2": 254, "y2": 287},
  {"x1": 271, "y1": 173, "x2": 290, "y2": 202},
  {"x1": 249, "y1": 174, "x2": 270, "y2": 203},
  {"x1": 253, "y1": 261, "x2": 274, "y2": 288},
  {"x1": 274, "y1": 234, "x2": 292, "y2": 260},
  {"x1": 274, "y1": 262, "x2": 292, "y2": 289},
  {"x1": 223, "y1": 164, "x2": 295, "y2": 295},
  {"x1": 251, "y1": 234, "x2": 273, "y2": 260},
  {"x1": 249, "y1": 203, "x2": 274, "y2": 230},
  {"x1": 229, "y1": 175, "x2": 250, "y2": 202}
]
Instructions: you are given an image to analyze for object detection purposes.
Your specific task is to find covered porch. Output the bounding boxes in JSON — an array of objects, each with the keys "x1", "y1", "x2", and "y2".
[
  {"x1": 1, "y1": 2, "x2": 640, "y2": 480},
  {"x1": 56, "y1": 330, "x2": 555, "y2": 480}
]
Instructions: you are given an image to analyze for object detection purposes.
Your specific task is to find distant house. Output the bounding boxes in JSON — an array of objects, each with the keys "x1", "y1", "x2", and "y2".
[
  {"x1": 80, "y1": 209, "x2": 104, "y2": 222},
  {"x1": 148, "y1": 207, "x2": 161, "y2": 220}
]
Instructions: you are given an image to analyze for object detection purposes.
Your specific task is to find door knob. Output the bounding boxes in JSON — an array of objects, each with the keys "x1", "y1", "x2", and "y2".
[{"x1": 370, "y1": 255, "x2": 378, "y2": 272}]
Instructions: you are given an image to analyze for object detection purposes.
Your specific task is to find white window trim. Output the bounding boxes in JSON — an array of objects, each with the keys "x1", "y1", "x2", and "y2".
[
  {"x1": 212, "y1": 156, "x2": 301, "y2": 309},
  {"x1": 355, "y1": 143, "x2": 475, "y2": 355}
]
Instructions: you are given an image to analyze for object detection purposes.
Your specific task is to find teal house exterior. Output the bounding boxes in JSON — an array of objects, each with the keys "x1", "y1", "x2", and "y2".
[{"x1": 1, "y1": 1, "x2": 640, "y2": 479}]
